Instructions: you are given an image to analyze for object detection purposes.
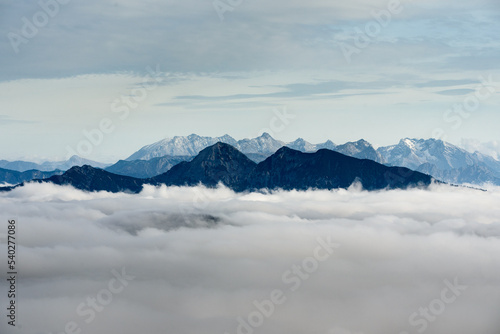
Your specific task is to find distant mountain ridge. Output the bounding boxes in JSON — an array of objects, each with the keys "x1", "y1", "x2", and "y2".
[
  {"x1": 6, "y1": 143, "x2": 432, "y2": 193},
  {"x1": 0, "y1": 168, "x2": 63, "y2": 185},
  {"x1": 127, "y1": 134, "x2": 241, "y2": 160},
  {"x1": 125, "y1": 133, "x2": 383, "y2": 162},
  {"x1": 105, "y1": 155, "x2": 193, "y2": 179},
  {"x1": 377, "y1": 138, "x2": 500, "y2": 185},
  {"x1": 2, "y1": 135, "x2": 499, "y2": 187},
  {"x1": 124, "y1": 134, "x2": 500, "y2": 186},
  {"x1": 0, "y1": 155, "x2": 110, "y2": 172}
]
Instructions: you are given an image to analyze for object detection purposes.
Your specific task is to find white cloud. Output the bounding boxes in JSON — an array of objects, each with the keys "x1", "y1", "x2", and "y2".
[
  {"x1": 0, "y1": 183, "x2": 499, "y2": 333},
  {"x1": 461, "y1": 138, "x2": 500, "y2": 160}
]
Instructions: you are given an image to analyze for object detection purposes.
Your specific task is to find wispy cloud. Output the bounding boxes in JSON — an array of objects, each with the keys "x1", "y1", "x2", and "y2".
[
  {"x1": 436, "y1": 89, "x2": 475, "y2": 96},
  {"x1": 0, "y1": 115, "x2": 37, "y2": 125}
]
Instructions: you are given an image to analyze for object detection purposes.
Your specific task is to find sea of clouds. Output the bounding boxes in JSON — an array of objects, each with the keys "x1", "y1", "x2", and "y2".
[{"x1": 1, "y1": 182, "x2": 499, "y2": 334}]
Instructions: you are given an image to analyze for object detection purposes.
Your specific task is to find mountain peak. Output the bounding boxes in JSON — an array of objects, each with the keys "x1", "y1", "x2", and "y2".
[
  {"x1": 316, "y1": 140, "x2": 337, "y2": 151},
  {"x1": 335, "y1": 140, "x2": 384, "y2": 163},
  {"x1": 65, "y1": 164, "x2": 98, "y2": 175},
  {"x1": 47, "y1": 165, "x2": 144, "y2": 193},
  {"x1": 355, "y1": 139, "x2": 370, "y2": 146},
  {"x1": 194, "y1": 142, "x2": 251, "y2": 164},
  {"x1": 379, "y1": 138, "x2": 478, "y2": 172},
  {"x1": 250, "y1": 145, "x2": 431, "y2": 191},
  {"x1": 275, "y1": 146, "x2": 300, "y2": 154},
  {"x1": 155, "y1": 143, "x2": 256, "y2": 190},
  {"x1": 200, "y1": 141, "x2": 240, "y2": 154},
  {"x1": 286, "y1": 138, "x2": 316, "y2": 152},
  {"x1": 290, "y1": 138, "x2": 306, "y2": 144},
  {"x1": 219, "y1": 134, "x2": 235, "y2": 140},
  {"x1": 401, "y1": 138, "x2": 415, "y2": 144}
]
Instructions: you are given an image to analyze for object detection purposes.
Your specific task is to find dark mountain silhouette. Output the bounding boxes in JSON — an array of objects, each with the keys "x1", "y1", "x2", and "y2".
[
  {"x1": 152, "y1": 143, "x2": 257, "y2": 191},
  {"x1": 245, "y1": 153, "x2": 270, "y2": 163},
  {"x1": 1, "y1": 143, "x2": 432, "y2": 193},
  {"x1": 45, "y1": 165, "x2": 145, "y2": 193},
  {"x1": 247, "y1": 147, "x2": 430, "y2": 191}
]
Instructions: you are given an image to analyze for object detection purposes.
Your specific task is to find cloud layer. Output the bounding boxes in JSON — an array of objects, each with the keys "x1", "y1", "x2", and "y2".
[
  {"x1": 1, "y1": 183, "x2": 499, "y2": 334},
  {"x1": 2, "y1": 0, "x2": 499, "y2": 78}
]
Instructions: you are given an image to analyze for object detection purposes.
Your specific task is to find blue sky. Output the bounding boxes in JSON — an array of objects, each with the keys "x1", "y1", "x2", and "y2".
[{"x1": 0, "y1": 0, "x2": 499, "y2": 162}]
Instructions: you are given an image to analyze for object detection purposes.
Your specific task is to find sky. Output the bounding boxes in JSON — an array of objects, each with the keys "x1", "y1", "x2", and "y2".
[
  {"x1": 0, "y1": 182, "x2": 499, "y2": 334},
  {"x1": 1, "y1": 0, "x2": 500, "y2": 162}
]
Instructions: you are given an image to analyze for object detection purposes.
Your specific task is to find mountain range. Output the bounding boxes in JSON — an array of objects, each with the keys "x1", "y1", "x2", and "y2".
[
  {"x1": 0, "y1": 168, "x2": 63, "y2": 186},
  {"x1": 125, "y1": 133, "x2": 384, "y2": 162},
  {"x1": 3, "y1": 143, "x2": 432, "y2": 193},
  {"x1": 123, "y1": 134, "x2": 500, "y2": 185},
  {"x1": 379, "y1": 138, "x2": 500, "y2": 185},
  {"x1": 0, "y1": 155, "x2": 109, "y2": 172},
  {"x1": 1, "y1": 134, "x2": 499, "y2": 187}
]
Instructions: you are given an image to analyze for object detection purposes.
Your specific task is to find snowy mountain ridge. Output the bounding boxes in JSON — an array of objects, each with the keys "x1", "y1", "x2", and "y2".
[
  {"x1": 126, "y1": 134, "x2": 500, "y2": 186},
  {"x1": 126, "y1": 133, "x2": 383, "y2": 162},
  {"x1": 377, "y1": 138, "x2": 500, "y2": 185}
]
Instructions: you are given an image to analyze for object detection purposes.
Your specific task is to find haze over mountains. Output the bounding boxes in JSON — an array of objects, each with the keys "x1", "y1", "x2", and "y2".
[
  {"x1": 0, "y1": 168, "x2": 63, "y2": 186},
  {"x1": 105, "y1": 155, "x2": 193, "y2": 179},
  {"x1": 1, "y1": 134, "x2": 499, "y2": 186},
  {"x1": 5, "y1": 143, "x2": 432, "y2": 193},
  {"x1": 0, "y1": 155, "x2": 109, "y2": 172}
]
